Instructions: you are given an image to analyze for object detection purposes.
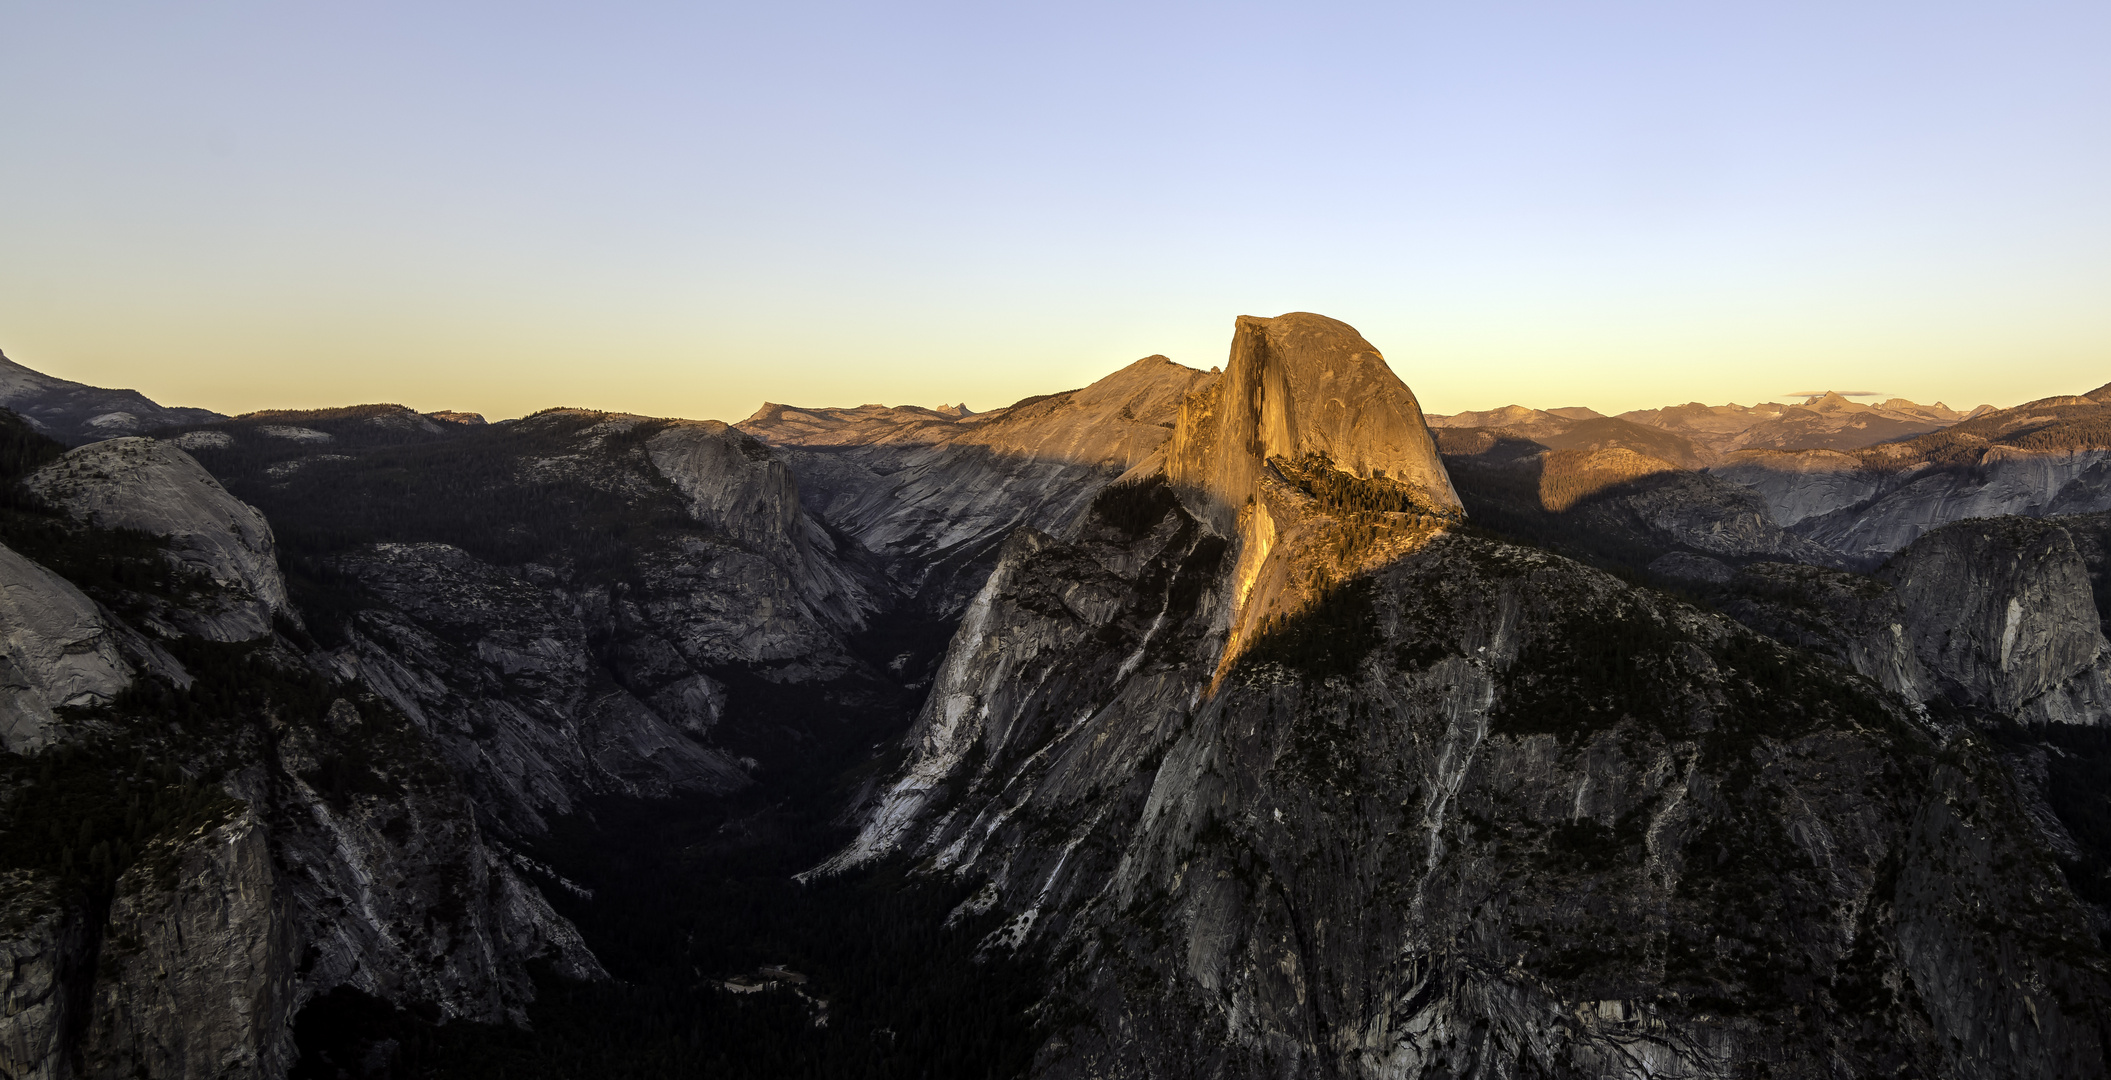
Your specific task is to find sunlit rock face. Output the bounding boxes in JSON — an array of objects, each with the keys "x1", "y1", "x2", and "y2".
[
  {"x1": 1157, "y1": 313, "x2": 1462, "y2": 678},
  {"x1": 1167, "y1": 312, "x2": 1459, "y2": 534},
  {"x1": 822, "y1": 311, "x2": 1464, "y2": 874}
]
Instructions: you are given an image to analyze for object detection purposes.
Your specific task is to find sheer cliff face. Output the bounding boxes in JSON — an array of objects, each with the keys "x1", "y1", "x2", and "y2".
[
  {"x1": 1158, "y1": 313, "x2": 1462, "y2": 678},
  {"x1": 1168, "y1": 312, "x2": 1459, "y2": 534},
  {"x1": 12, "y1": 330, "x2": 2111, "y2": 1078},
  {"x1": 825, "y1": 311, "x2": 1464, "y2": 873},
  {"x1": 0, "y1": 418, "x2": 649, "y2": 1078},
  {"x1": 1714, "y1": 518, "x2": 2111, "y2": 727},
  {"x1": 225, "y1": 411, "x2": 883, "y2": 834}
]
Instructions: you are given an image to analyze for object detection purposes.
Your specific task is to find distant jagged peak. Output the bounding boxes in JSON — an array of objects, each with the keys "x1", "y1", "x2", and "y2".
[
  {"x1": 1797, "y1": 390, "x2": 1879, "y2": 413},
  {"x1": 933, "y1": 402, "x2": 974, "y2": 417},
  {"x1": 1876, "y1": 397, "x2": 1960, "y2": 419},
  {"x1": 1425, "y1": 404, "x2": 1567, "y2": 430},
  {"x1": 736, "y1": 400, "x2": 963, "y2": 450}
]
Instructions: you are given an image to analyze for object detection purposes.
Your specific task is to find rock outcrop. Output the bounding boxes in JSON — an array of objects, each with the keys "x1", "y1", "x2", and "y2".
[
  {"x1": 0, "y1": 543, "x2": 134, "y2": 753},
  {"x1": 0, "y1": 413, "x2": 621, "y2": 1078},
  {"x1": 1710, "y1": 448, "x2": 1881, "y2": 527},
  {"x1": 1712, "y1": 560, "x2": 1936, "y2": 704},
  {"x1": 1878, "y1": 517, "x2": 2111, "y2": 724},
  {"x1": 10, "y1": 329, "x2": 2111, "y2": 1080},
  {"x1": 646, "y1": 419, "x2": 882, "y2": 636},
  {"x1": 81, "y1": 809, "x2": 298, "y2": 1080},
  {"x1": 25, "y1": 438, "x2": 290, "y2": 640},
  {"x1": 1666, "y1": 516, "x2": 2111, "y2": 729},
  {"x1": 256, "y1": 697, "x2": 604, "y2": 1030}
]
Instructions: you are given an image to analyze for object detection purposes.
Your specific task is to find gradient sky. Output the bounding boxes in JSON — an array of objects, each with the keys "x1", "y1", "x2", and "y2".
[{"x1": 3, "y1": 1, "x2": 2107, "y2": 421}]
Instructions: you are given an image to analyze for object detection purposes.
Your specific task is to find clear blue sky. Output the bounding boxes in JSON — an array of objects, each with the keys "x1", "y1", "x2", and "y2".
[{"x1": 2, "y1": 1, "x2": 2106, "y2": 419}]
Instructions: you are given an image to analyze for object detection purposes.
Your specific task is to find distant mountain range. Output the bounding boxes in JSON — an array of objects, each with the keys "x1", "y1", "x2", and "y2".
[
  {"x1": 0, "y1": 344, "x2": 2017, "y2": 457},
  {"x1": 1428, "y1": 390, "x2": 1990, "y2": 460}
]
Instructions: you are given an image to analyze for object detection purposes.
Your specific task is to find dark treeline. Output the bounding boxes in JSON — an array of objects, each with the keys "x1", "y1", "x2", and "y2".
[
  {"x1": 0, "y1": 633, "x2": 352, "y2": 904},
  {"x1": 1272, "y1": 452, "x2": 1457, "y2": 567},
  {"x1": 1089, "y1": 475, "x2": 1177, "y2": 538}
]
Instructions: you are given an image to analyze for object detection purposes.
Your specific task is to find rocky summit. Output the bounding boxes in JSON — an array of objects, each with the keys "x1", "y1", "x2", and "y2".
[{"x1": 0, "y1": 320, "x2": 2108, "y2": 1080}]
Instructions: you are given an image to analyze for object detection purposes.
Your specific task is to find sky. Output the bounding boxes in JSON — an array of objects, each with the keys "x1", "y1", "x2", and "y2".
[{"x1": 2, "y1": 1, "x2": 2107, "y2": 421}]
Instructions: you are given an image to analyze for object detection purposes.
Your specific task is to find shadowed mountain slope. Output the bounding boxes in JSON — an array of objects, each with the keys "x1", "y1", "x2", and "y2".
[
  {"x1": 0, "y1": 349, "x2": 222, "y2": 444},
  {"x1": 1715, "y1": 383, "x2": 2111, "y2": 561},
  {"x1": 740, "y1": 354, "x2": 1216, "y2": 614}
]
